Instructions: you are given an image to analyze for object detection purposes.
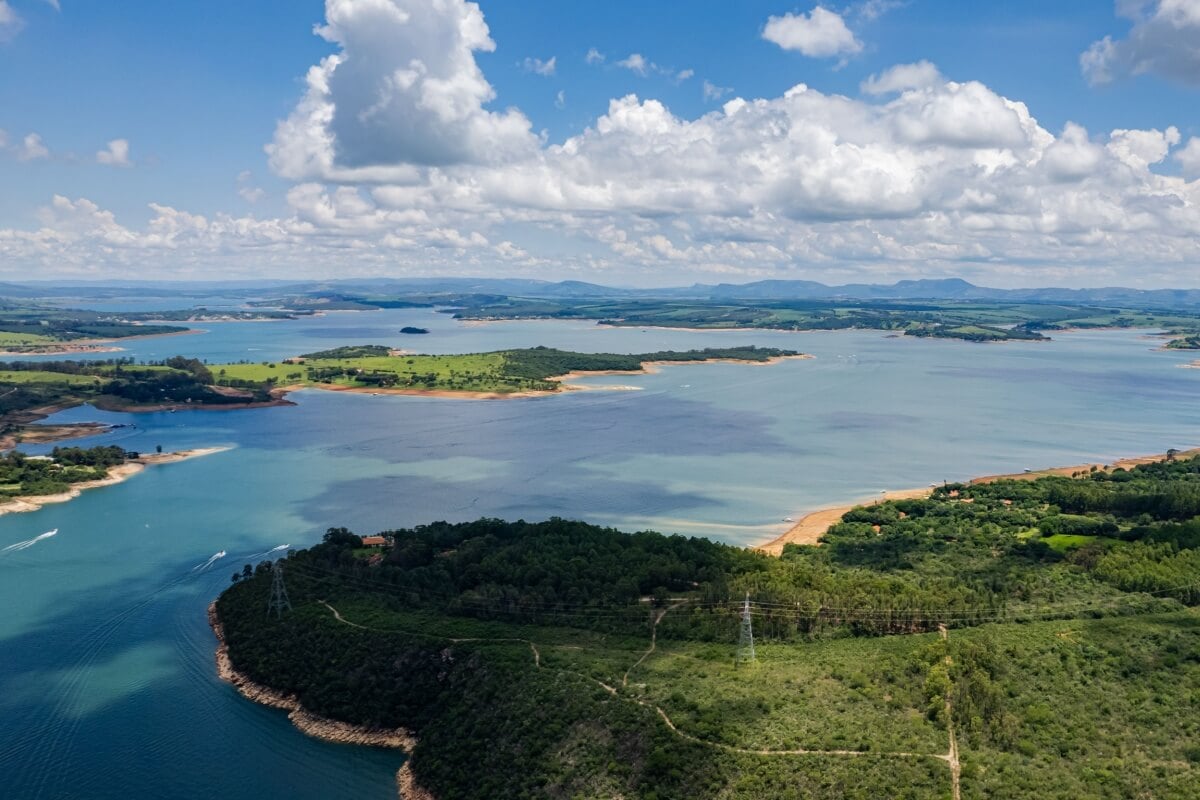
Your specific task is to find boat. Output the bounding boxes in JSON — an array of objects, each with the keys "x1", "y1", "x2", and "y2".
[{"x1": 782, "y1": 517, "x2": 795, "y2": 523}]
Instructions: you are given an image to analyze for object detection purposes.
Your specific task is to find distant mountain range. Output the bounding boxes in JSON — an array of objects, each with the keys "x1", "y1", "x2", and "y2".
[{"x1": 5, "y1": 277, "x2": 1200, "y2": 307}]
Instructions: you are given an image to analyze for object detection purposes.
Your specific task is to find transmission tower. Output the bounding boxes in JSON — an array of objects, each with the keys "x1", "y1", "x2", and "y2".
[
  {"x1": 736, "y1": 592, "x2": 755, "y2": 665},
  {"x1": 267, "y1": 560, "x2": 292, "y2": 618}
]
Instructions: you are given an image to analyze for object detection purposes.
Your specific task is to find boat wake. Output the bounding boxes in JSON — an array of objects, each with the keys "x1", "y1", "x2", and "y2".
[
  {"x1": 192, "y1": 550, "x2": 227, "y2": 571},
  {"x1": 1, "y1": 529, "x2": 58, "y2": 553}
]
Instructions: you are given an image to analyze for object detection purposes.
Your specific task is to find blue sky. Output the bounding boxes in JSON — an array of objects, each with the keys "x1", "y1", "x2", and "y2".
[{"x1": 2, "y1": 0, "x2": 1199, "y2": 286}]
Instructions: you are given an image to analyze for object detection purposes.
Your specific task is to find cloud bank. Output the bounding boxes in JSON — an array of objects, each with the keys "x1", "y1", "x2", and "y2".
[{"x1": 4, "y1": 0, "x2": 1200, "y2": 287}]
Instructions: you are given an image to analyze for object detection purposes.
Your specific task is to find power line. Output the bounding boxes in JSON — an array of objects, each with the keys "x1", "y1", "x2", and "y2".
[
  {"x1": 736, "y1": 592, "x2": 755, "y2": 665},
  {"x1": 267, "y1": 560, "x2": 292, "y2": 618}
]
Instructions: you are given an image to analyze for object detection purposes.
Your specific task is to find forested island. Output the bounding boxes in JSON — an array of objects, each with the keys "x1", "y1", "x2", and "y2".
[{"x1": 215, "y1": 454, "x2": 1200, "y2": 800}]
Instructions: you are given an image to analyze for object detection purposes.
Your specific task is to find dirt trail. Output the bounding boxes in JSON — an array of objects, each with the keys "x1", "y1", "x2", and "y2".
[
  {"x1": 623, "y1": 602, "x2": 685, "y2": 688},
  {"x1": 939, "y1": 625, "x2": 962, "y2": 800}
]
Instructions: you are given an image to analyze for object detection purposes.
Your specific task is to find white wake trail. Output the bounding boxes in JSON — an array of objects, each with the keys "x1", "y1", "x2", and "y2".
[
  {"x1": 244, "y1": 543, "x2": 290, "y2": 561},
  {"x1": 192, "y1": 550, "x2": 227, "y2": 571},
  {"x1": 2, "y1": 529, "x2": 58, "y2": 553}
]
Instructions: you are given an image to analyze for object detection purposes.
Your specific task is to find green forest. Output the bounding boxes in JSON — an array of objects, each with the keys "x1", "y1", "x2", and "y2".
[
  {"x1": 0, "y1": 445, "x2": 133, "y2": 497},
  {"x1": 216, "y1": 456, "x2": 1200, "y2": 799}
]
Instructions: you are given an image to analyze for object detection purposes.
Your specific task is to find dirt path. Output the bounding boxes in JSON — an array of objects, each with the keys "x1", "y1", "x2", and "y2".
[
  {"x1": 623, "y1": 602, "x2": 685, "y2": 688},
  {"x1": 939, "y1": 625, "x2": 962, "y2": 800}
]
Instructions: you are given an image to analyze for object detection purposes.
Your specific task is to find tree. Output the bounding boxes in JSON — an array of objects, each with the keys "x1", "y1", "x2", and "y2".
[{"x1": 323, "y1": 527, "x2": 363, "y2": 548}]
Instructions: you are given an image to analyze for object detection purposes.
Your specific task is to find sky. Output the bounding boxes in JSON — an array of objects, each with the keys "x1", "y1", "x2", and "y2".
[{"x1": 1, "y1": 0, "x2": 1200, "y2": 288}]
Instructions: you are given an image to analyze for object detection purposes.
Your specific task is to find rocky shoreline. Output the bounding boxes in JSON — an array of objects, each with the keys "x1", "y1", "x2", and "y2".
[{"x1": 207, "y1": 602, "x2": 435, "y2": 798}]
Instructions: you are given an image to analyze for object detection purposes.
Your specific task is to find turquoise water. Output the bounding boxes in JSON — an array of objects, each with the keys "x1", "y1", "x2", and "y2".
[{"x1": 2, "y1": 316, "x2": 1199, "y2": 798}]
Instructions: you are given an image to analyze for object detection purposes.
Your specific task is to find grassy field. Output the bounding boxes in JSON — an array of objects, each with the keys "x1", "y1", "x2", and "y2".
[
  {"x1": 0, "y1": 370, "x2": 105, "y2": 386},
  {"x1": 0, "y1": 331, "x2": 58, "y2": 348},
  {"x1": 215, "y1": 351, "x2": 522, "y2": 392}
]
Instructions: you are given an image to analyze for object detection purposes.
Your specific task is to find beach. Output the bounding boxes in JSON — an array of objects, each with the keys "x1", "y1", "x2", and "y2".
[
  {"x1": 755, "y1": 447, "x2": 1200, "y2": 555},
  {"x1": 0, "y1": 446, "x2": 231, "y2": 517}
]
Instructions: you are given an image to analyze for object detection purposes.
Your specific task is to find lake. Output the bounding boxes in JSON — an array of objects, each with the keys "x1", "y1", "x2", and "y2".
[{"x1": 2, "y1": 313, "x2": 1198, "y2": 798}]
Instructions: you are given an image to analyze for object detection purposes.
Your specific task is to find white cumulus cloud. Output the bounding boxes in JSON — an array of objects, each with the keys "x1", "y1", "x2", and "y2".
[
  {"x1": 1176, "y1": 136, "x2": 1200, "y2": 177},
  {"x1": 1082, "y1": 0, "x2": 1200, "y2": 85},
  {"x1": 5, "y1": 0, "x2": 1200, "y2": 287},
  {"x1": 266, "y1": 0, "x2": 537, "y2": 181},
  {"x1": 861, "y1": 60, "x2": 942, "y2": 94},
  {"x1": 762, "y1": 7, "x2": 862, "y2": 59},
  {"x1": 617, "y1": 53, "x2": 649, "y2": 75},
  {"x1": 17, "y1": 133, "x2": 49, "y2": 161},
  {"x1": 96, "y1": 139, "x2": 132, "y2": 167},
  {"x1": 522, "y1": 56, "x2": 556, "y2": 76}
]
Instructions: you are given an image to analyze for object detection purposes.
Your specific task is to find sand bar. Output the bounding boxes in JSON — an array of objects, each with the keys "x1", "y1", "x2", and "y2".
[{"x1": 755, "y1": 447, "x2": 1200, "y2": 556}]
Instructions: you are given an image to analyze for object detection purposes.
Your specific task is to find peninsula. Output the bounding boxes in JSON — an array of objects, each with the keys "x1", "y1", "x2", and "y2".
[
  {"x1": 0, "y1": 444, "x2": 229, "y2": 516},
  {"x1": 0, "y1": 345, "x2": 806, "y2": 437},
  {"x1": 214, "y1": 452, "x2": 1200, "y2": 800}
]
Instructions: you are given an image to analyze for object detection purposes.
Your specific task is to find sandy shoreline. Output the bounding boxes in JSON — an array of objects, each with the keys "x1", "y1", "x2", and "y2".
[
  {"x1": 0, "y1": 344, "x2": 125, "y2": 356},
  {"x1": 0, "y1": 327, "x2": 205, "y2": 356},
  {"x1": 0, "y1": 446, "x2": 231, "y2": 517},
  {"x1": 549, "y1": 353, "x2": 814, "y2": 389},
  {"x1": 0, "y1": 422, "x2": 114, "y2": 451},
  {"x1": 755, "y1": 447, "x2": 1200, "y2": 555},
  {"x1": 208, "y1": 603, "x2": 433, "y2": 799}
]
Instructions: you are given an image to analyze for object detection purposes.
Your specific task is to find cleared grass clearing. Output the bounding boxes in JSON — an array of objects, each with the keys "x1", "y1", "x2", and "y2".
[
  {"x1": 215, "y1": 352, "x2": 527, "y2": 392},
  {"x1": 0, "y1": 370, "x2": 105, "y2": 386},
  {"x1": 0, "y1": 332, "x2": 58, "y2": 347}
]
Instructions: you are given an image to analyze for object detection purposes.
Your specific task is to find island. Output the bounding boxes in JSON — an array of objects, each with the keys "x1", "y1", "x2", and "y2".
[
  {"x1": 0, "y1": 444, "x2": 228, "y2": 515},
  {"x1": 212, "y1": 452, "x2": 1200, "y2": 800},
  {"x1": 399, "y1": 326, "x2": 430, "y2": 335}
]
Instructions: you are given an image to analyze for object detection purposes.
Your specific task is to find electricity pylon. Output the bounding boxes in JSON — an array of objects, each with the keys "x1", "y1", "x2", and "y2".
[
  {"x1": 267, "y1": 560, "x2": 292, "y2": 618},
  {"x1": 736, "y1": 592, "x2": 755, "y2": 665}
]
